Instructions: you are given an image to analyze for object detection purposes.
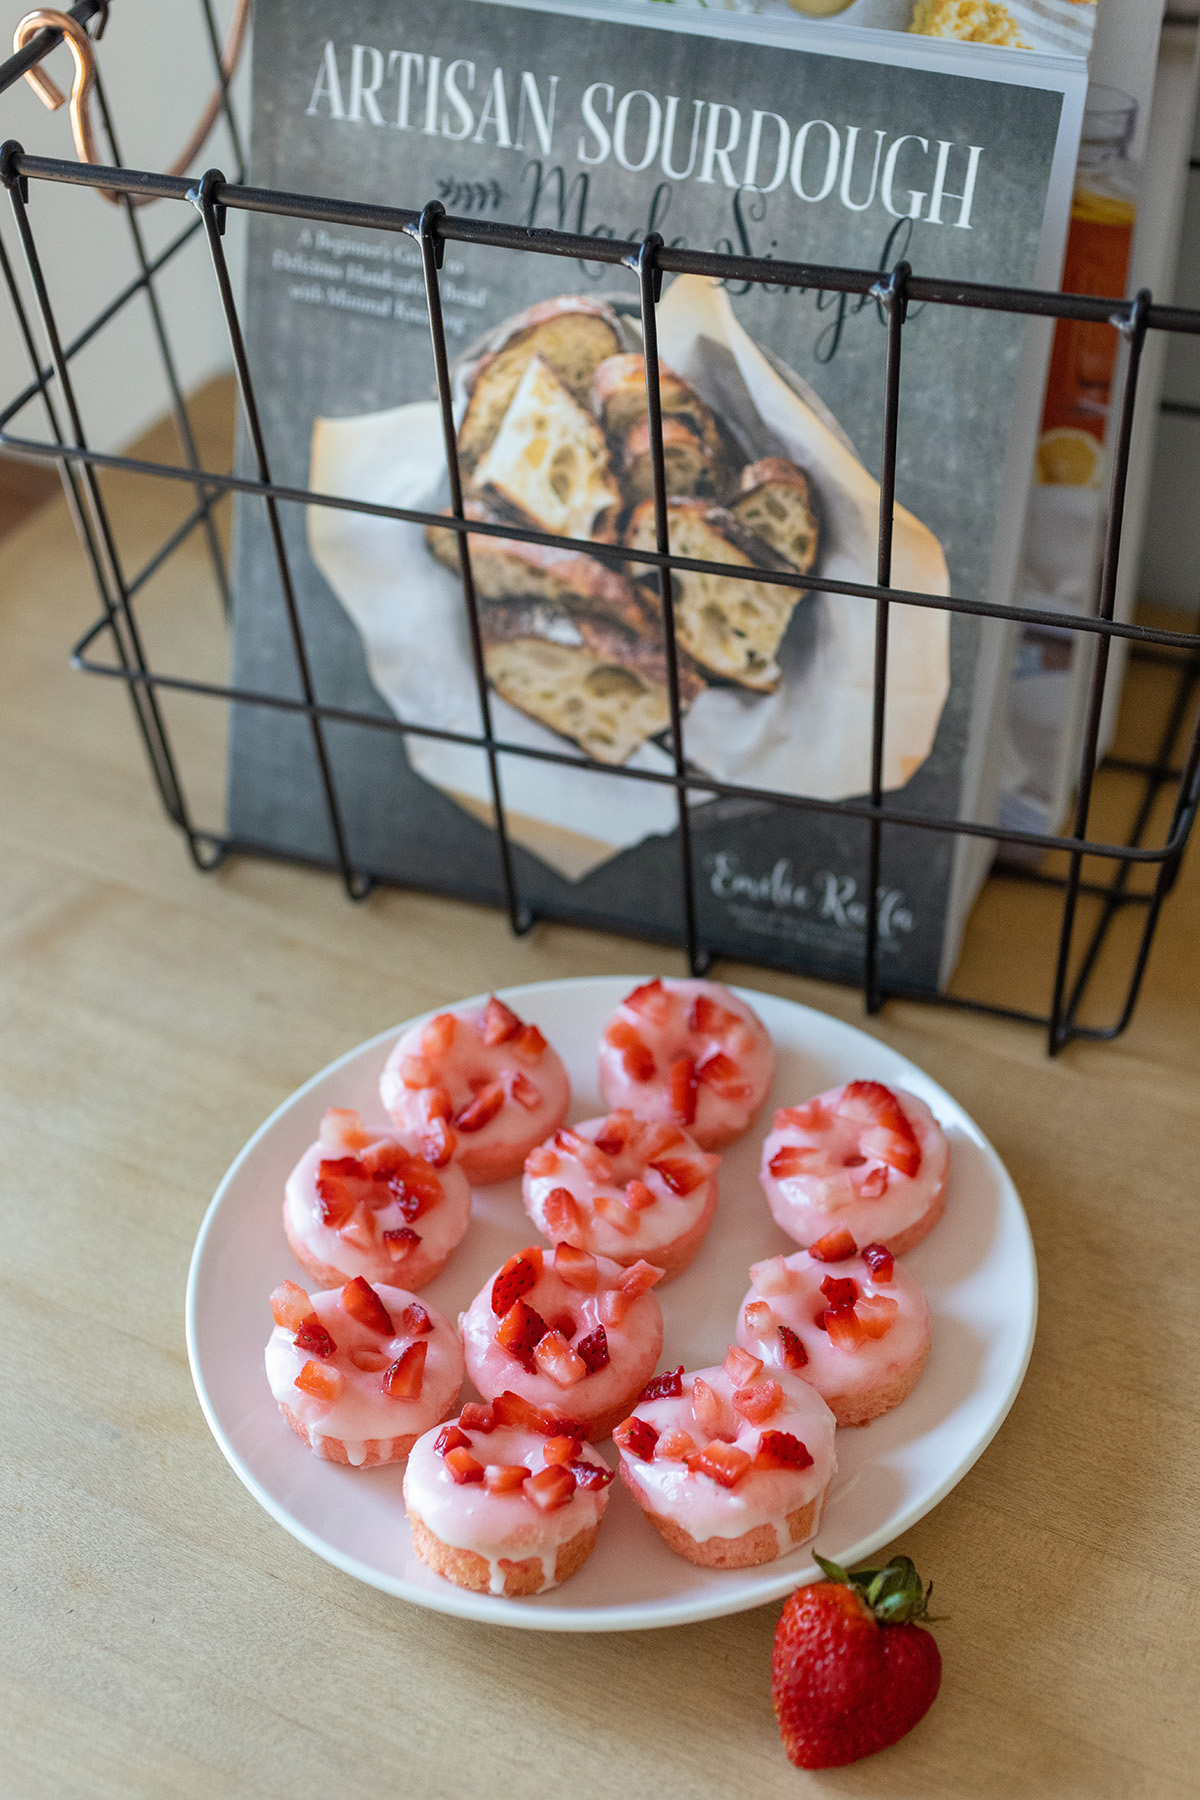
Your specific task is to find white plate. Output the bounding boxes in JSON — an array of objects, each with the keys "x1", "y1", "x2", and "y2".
[{"x1": 186, "y1": 976, "x2": 1036, "y2": 1632}]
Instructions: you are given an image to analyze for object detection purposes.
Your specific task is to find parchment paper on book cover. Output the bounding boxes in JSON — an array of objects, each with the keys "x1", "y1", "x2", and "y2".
[{"x1": 309, "y1": 275, "x2": 950, "y2": 880}]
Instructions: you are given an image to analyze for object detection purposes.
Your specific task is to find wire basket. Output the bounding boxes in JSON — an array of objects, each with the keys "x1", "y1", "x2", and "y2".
[{"x1": 3, "y1": 0, "x2": 1199, "y2": 1054}]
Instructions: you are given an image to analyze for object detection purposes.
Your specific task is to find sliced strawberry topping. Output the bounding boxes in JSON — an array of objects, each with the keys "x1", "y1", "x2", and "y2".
[
  {"x1": 691, "y1": 1377, "x2": 730, "y2": 1440},
  {"x1": 382, "y1": 1340, "x2": 427, "y2": 1399},
  {"x1": 809, "y1": 1227, "x2": 858, "y2": 1263},
  {"x1": 526, "y1": 1464, "x2": 576, "y2": 1512},
  {"x1": 750, "y1": 1255, "x2": 794, "y2": 1297},
  {"x1": 381, "y1": 1156, "x2": 443, "y2": 1220},
  {"x1": 640, "y1": 1365, "x2": 683, "y2": 1402},
  {"x1": 294, "y1": 1359, "x2": 343, "y2": 1402},
  {"x1": 491, "y1": 1250, "x2": 541, "y2": 1315},
  {"x1": 623, "y1": 978, "x2": 673, "y2": 1025},
  {"x1": 555, "y1": 1128, "x2": 614, "y2": 1181},
  {"x1": 625, "y1": 1178, "x2": 655, "y2": 1211},
  {"x1": 512, "y1": 1022, "x2": 547, "y2": 1061},
  {"x1": 436, "y1": 1425, "x2": 471, "y2": 1456},
  {"x1": 594, "y1": 1193, "x2": 638, "y2": 1236},
  {"x1": 742, "y1": 1300, "x2": 774, "y2": 1337},
  {"x1": 593, "y1": 1111, "x2": 633, "y2": 1156},
  {"x1": 861, "y1": 1242, "x2": 894, "y2": 1282},
  {"x1": 668, "y1": 1057, "x2": 698, "y2": 1125},
  {"x1": 777, "y1": 1324, "x2": 808, "y2": 1369},
  {"x1": 400, "y1": 1054, "x2": 432, "y2": 1090},
  {"x1": 544, "y1": 1187, "x2": 584, "y2": 1238},
  {"x1": 491, "y1": 1390, "x2": 547, "y2": 1430},
  {"x1": 639, "y1": 1122, "x2": 686, "y2": 1159},
  {"x1": 604, "y1": 1019, "x2": 655, "y2": 1082},
  {"x1": 415, "y1": 1117, "x2": 456, "y2": 1167},
  {"x1": 525, "y1": 1144, "x2": 561, "y2": 1179},
  {"x1": 341, "y1": 1277, "x2": 394, "y2": 1335},
  {"x1": 459, "y1": 1401, "x2": 495, "y2": 1433},
  {"x1": 425, "y1": 1085, "x2": 453, "y2": 1123},
  {"x1": 655, "y1": 1427, "x2": 697, "y2": 1461},
  {"x1": 542, "y1": 1434, "x2": 577, "y2": 1465},
  {"x1": 319, "y1": 1108, "x2": 371, "y2": 1154},
  {"x1": 723, "y1": 1345, "x2": 764, "y2": 1386},
  {"x1": 270, "y1": 1281, "x2": 316, "y2": 1332},
  {"x1": 534, "y1": 1330, "x2": 587, "y2": 1387},
  {"x1": 820, "y1": 1275, "x2": 858, "y2": 1308},
  {"x1": 686, "y1": 1440, "x2": 751, "y2": 1487},
  {"x1": 484, "y1": 1463, "x2": 530, "y2": 1493},
  {"x1": 553, "y1": 1243, "x2": 598, "y2": 1292},
  {"x1": 294, "y1": 1319, "x2": 337, "y2": 1359},
  {"x1": 495, "y1": 1298, "x2": 548, "y2": 1364},
  {"x1": 614, "y1": 1417, "x2": 659, "y2": 1461},
  {"x1": 421, "y1": 1012, "x2": 457, "y2": 1058},
  {"x1": 696, "y1": 1051, "x2": 752, "y2": 1101},
  {"x1": 647, "y1": 1154, "x2": 706, "y2": 1197},
  {"x1": 860, "y1": 1164, "x2": 890, "y2": 1199},
  {"x1": 688, "y1": 992, "x2": 744, "y2": 1039},
  {"x1": 775, "y1": 1098, "x2": 832, "y2": 1132},
  {"x1": 481, "y1": 996, "x2": 522, "y2": 1045},
  {"x1": 568, "y1": 1459, "x2": 615, "y2": 1491},
  {"x1": 399, "y1": 1302, "x2": 433, "y2": 1335},
  {"x1": 620, "y1": 1259, "x2": 665, "y2": 1297},
  {"x1": 445, "y1": 1447, "x2": 485, "y2": 1484},
  {"x1": 768, "y1": 1145, "x2": 818, "y2": 1181},
  {"x1": 753, "y1": 1430, "x2": 813, "y2": 1471},
  {"x1": 575, "y1": 1326, "x2": 610, "y2": 1373},
  {"x1": 856, "y1": 1293, "x2": 899, "y2": 1339},
  {"x1": 840, "y1": 1080, "x2": 921, "y2": 1177},
  {"x1": 733, "y1": 1379, "x2": 783, "y2": 1425},
  {"x1": 315, "y1": 1158, "x2": 364, "y2": 1229},
  {"x1": 824, "y1": 1302, "x2": 868, "y2": 1351},
  {"x1": 383, "y1": 1226, "x2": 421, "y2": 1262},
  {"x1": 510, "y1": 1072, "x2": 543, "y2": 1112},
  {"x1": 455, "y1": 1082, "x2": 505, "y2": 1133}
]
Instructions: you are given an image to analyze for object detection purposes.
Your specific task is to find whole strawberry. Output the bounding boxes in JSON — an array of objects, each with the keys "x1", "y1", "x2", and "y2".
[{"x1": 772, "y1": 1552, "x2": 941, "y2": 1769}]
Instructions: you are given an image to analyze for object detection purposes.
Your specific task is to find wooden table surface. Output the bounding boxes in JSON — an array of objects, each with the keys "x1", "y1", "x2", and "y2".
[{"x1": 4, "y1": 390, "x2": 1200, "y2": 1799}]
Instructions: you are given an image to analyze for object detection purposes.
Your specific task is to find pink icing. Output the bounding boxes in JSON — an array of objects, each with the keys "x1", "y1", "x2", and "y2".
[
  {"x1": 760, "y1": 1085, "x2": 948, "y2": 1252},
  {"x1": 403, "y1": 1421, "x2": 612, "y2": 1592},
  {"x1": 284, "y1": 1136, "x2": 471, "y2": 1288},
  {"x1": 460, "y1": 1249, "x2": 663, "y2": 1436},
  {"x1": 618, "y1": 1364, "x2": 836, "y2": 1549},
  {"x1": 522, "y1": 1113, "x2": 720, "y2": 1267},
  {"x1": 264, "y1": 1282, "x2": 464, "y2": 1464},
  {"x1": 596, "y1": 979, "x2": 774, "y2": 1151},
  {"x1": 736, "y1": 1249, "x2": 931, "y2": 1423}
]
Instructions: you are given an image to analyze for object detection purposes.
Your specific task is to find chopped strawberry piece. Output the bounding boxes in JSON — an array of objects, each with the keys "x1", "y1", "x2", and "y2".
[
  {"x1": 840, "y1": 1080, "x2": 921, "y2": 1177},
  {"x1": 495, "y1": 1298, "x2": 548, "y2": 1364},
  {"x1": 856, "y1": 1294, "x2": 900, "y2": 1339},
  {"x1": 639, "y1": 1122, "x2": 687, "y2": 1158},
  {"x1": 436, "y1": 1425, "x2": 471, "y2": 1455},
  {"x1": 640, "y1": 1366, "x2": 683, "y2": 1402},
  {"x1": 270, "y1": 1281, "x2": 316, "y2": 1333},
  {"x1": 809, "y1": 1227, "x2": 858, "y2": 1262},
  {"x1": 399, "y1": 1302, "x2": 433, "y2": 1335},
  {"x1": 655, "y1": 1427, "x2": 697, "y2": 1461},
  {"x1": 742, "y1": 1300, "x2": 774, "y2": 1338},
  {"x1": 383, "y1": 1226, "x2": 421, "y2": 1262},
  {"x1": 575, "y1": 1326, "x2": 610, "y2": 1373},
  {"x1": 776, "y1": 1099, "x2": 832, "y2": 1133},
  {"x1": 605, "y1": 1018, "x2": 656, "y2": 1082},
  {"x1": 768, "y1": 1145, "x2": 819, "y2": 1181},
  {"x1": 594, "y1": 1193, "x2": 639, "y2": 1236},
  {"x1": 512, "y1": 1022, "x2": 547, "y2": 1061},
  {"x1": 685, "y1": 1440, "x2": 751, "y2": 1488},
  {"x1": 533, "y1": 1330, "x2": 588, "y2": 1388},
  {"x1": 555, "y1": 1128, "x2": 615, "y2": 1181},
  {"x1": 696, "y1": 1051, "x2": 752, "y2": 1101},
  {"x1": 414, "y1": 1117, "x2": 455, "y2": 1167},
  {"x1": 421, "y1": 1012, "x2": 458, "y2": 1058},
  {"x1": 315, "y1": 1158, "x2": 365, "y2": 1228},
  {"x1": 360, "y1": 1139, "x2": 407, "y2": 1178},
  {"x1": 724, "y1": 1345, "x2": 764, "y2": 1386},
  {"x1": 668, "y1": 1057, "x2": 698, "y2": 1125},
  {"x1": 341, "y1": 1277, "x2": 394, "y2": 1335},
  {"x1": 861, "y1": 1243, "x2": 894, "y2": 1282},
  {"x1": 598, "y1": 1288, "x2": 632, "y2": 1328},
  {"x1": 623, "y1": 978, "x2": 672, "y2": 1025},
  {"x1": 400, "y1": 1054, "x2": 432, "y2": 1090},
  {"x1": 569, "y1": 1459, "x2": 615, "y2": 1491},
  {"x1": 510, "y1": 1072, "x2": 542, "y2": 1112},
  {"x1": 688, "y1": 993, "x2": 744, "y2": 1038},
  {"x1": 484, "y1": 1463, "x2": 530, "y2": 1493},
  {"x1": 647, "y1": 1154, "x2": 706, "y2": 1197},
  {"x1": 294, "y1": 1319, "x2": 337, "y2": 1359},
  {"x1": 491, "y1": 1390, "x2": 546, "y2": 1430},
  {"x1": 383, "y1": 1155, "x2": 443, "y2": 1219},
  {"x1": 859, "y1": 1164, "x2": 890, "y2": 1199},
  {"x1": 553, "y1": 1243, "x2": 598, "y2": 1291},
  {"x1": 749, "y1": 1255, "x2": 794, "y2": 1297},
  {"x1": 820, "y1": 1276, "x2": 858, "y2": 1308},
  {"x1": 382, "y1": 1341, "x2": 427, "y2": 1399},
  {"x1": 824, "y1": 1302, "x2": 868, "y2": 1351},
  {"x1": 445, "y1": 1447, "x2": 485, "y2": 1484},
  {"x1": 691, "y1": 1378, "x2": 730, "y2": 1440},
  {"x1": 294, "y1": 1360, "x2": 343, "y2": 1402},
  {"x1": 614, "y1": 1417, "x2": 659, "y2": 1462},
  {"x1": 526, "y1": 1464, "x2": 576, "y2": 1512},
  {"x1": 491, "y1": 1251, "x2": 541, "y2": 1315},
  {"x1": 481, "y1": 996, "x2": 522, "y2": 1044},
  {"x1": 459, "y1": 1402, "x2": 495, "y2": 1433},
  {"x1": 733, "y1": 1379, "x2": 784, "y2": 1425},
  {"x1": 525, "y1": 1144, "x2": 561, "y2": 1179},
  {"x1": 620, "y1": 1259, "x2": 665, "y2": 1296},
  {"x1": 753, "y1": 1430, "x2": 813, "y2": 1472},
  {"x1": 625, "y1": 1178, "x2": 655, "y2": 1211},
  {"x1": 319, "y1": 1108, "x2": 370, "y2": 1154},
  {"x1": 593, "y1": 1111, "x2": 633, "y2": 1156},
  {"x1": 777, "y1": 1324, "x2": 808, "y2": 1369},
  {"x1": 544, "y1": 1187, "x2": 584, "y2": 1238},
  {"x1": 425, "y1": 1085, "x2": 453, "y2": 1123},
  {"x1": 542, "y1": 1434, "x2": 577, "y2": 1465},
  {"x1": 455, "y1": 1081, "x2": 506, "y2": 1133}
]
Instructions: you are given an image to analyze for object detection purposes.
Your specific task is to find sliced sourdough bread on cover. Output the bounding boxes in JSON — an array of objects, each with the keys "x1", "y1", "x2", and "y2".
[
  {"x1": 731, "y1": 459, "x2": 820, "y2": 577},
  {"x1": 458, "y1": 297, "x2": 623, "y2": 474},
  {"x1": 469, "y1": 354, "x2": 620, "y2": 541}
]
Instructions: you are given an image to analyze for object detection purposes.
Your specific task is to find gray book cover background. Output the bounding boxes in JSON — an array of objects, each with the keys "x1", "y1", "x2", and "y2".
[{"x1": 228, "y1": 0, "x2": 1075, "y2": 990}]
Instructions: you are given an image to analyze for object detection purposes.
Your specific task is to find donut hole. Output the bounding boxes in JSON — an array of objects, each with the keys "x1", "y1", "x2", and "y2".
[
  {"x1": 843, "y1": 1154, "x2": 866, "y2": 1167},
  {"x1": 349, "y1": 1348, "x2": 391, "y2": 1373}
]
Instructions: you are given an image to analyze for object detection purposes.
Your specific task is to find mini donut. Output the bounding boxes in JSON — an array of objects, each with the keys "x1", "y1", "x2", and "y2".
[
  {"x1": 459, "y1": 1242, "x2": 664, "y2": 1440},
  {"x1": 597, "y1": 978, "x2": 774, "y2": 1151},
  {"x1": 522, "y1": 1111, "x2": 721, "y2": 1281},
  {"x1": 613, "y1": 1349, "x2": 836, "y2": 1569},
  {"x1": 736, "y1": 1239, "x2": 931, "y2": 1427},
  {"x1": 265, "y1": 1277, "x2": 465, "y2": 1467},
  {"x1": 403, "y1": 1392, "x2": 615, "y2": 1596},
  {"x1": 283, "y1": 1108, "x2": 472, "y2": 1290},
  {"x1": 760, "y1": 1081, "x2": 949, "y2": 1256},
  {"x1": 381, "y1": 997, "x2": 570, "y2": 1185}
]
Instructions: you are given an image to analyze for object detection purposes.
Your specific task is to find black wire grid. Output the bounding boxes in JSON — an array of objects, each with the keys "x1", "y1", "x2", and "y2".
[{"x1": 3, "y1": 2, "x2": 1200, "y2": 1055}]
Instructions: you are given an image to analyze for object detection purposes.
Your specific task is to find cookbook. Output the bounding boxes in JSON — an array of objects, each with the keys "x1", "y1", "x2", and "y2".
[{"x1": 227, "y1": 0, "x2": 1086, "y2": 991}]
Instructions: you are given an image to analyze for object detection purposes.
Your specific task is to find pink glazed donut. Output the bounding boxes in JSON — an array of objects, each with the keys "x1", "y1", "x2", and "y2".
[
  {"x1": 283, "y1": 1108, "x2": 471, "y2": 1291},
  {"x1": 380, "y1": 997, "x2": 570, "y2": 1185},
  {"x1": 597, "y1": 978, "x2": 775, "y2": 1151},
  {"x1": 613, "y1": 1349, "x2": 836, "y2": 1569},
  {"x1": 522, "y1": 1111, "x2": 721, "y2": 1281},
  {"x1": 760, "y1": 1082, "x2": 949, "y2": 1256},
  {"x1": 264, "y1": 1278, "x2": 465, "y2": 1467},
  {"x1": 403, "y1": 1395, "x2": 615, "y2": 1597},
  {"x1": 460, "y1": 1243, "x2": 664, "y2": 1440},
  {"x1": 736, "y1": 1241, "x2": 931, "y2": 1427}
]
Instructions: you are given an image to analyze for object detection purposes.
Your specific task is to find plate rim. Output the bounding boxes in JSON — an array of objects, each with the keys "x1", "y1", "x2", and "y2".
[{"x1": 186, "y1": 975, "x2": 1037, "y2": 1631}]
